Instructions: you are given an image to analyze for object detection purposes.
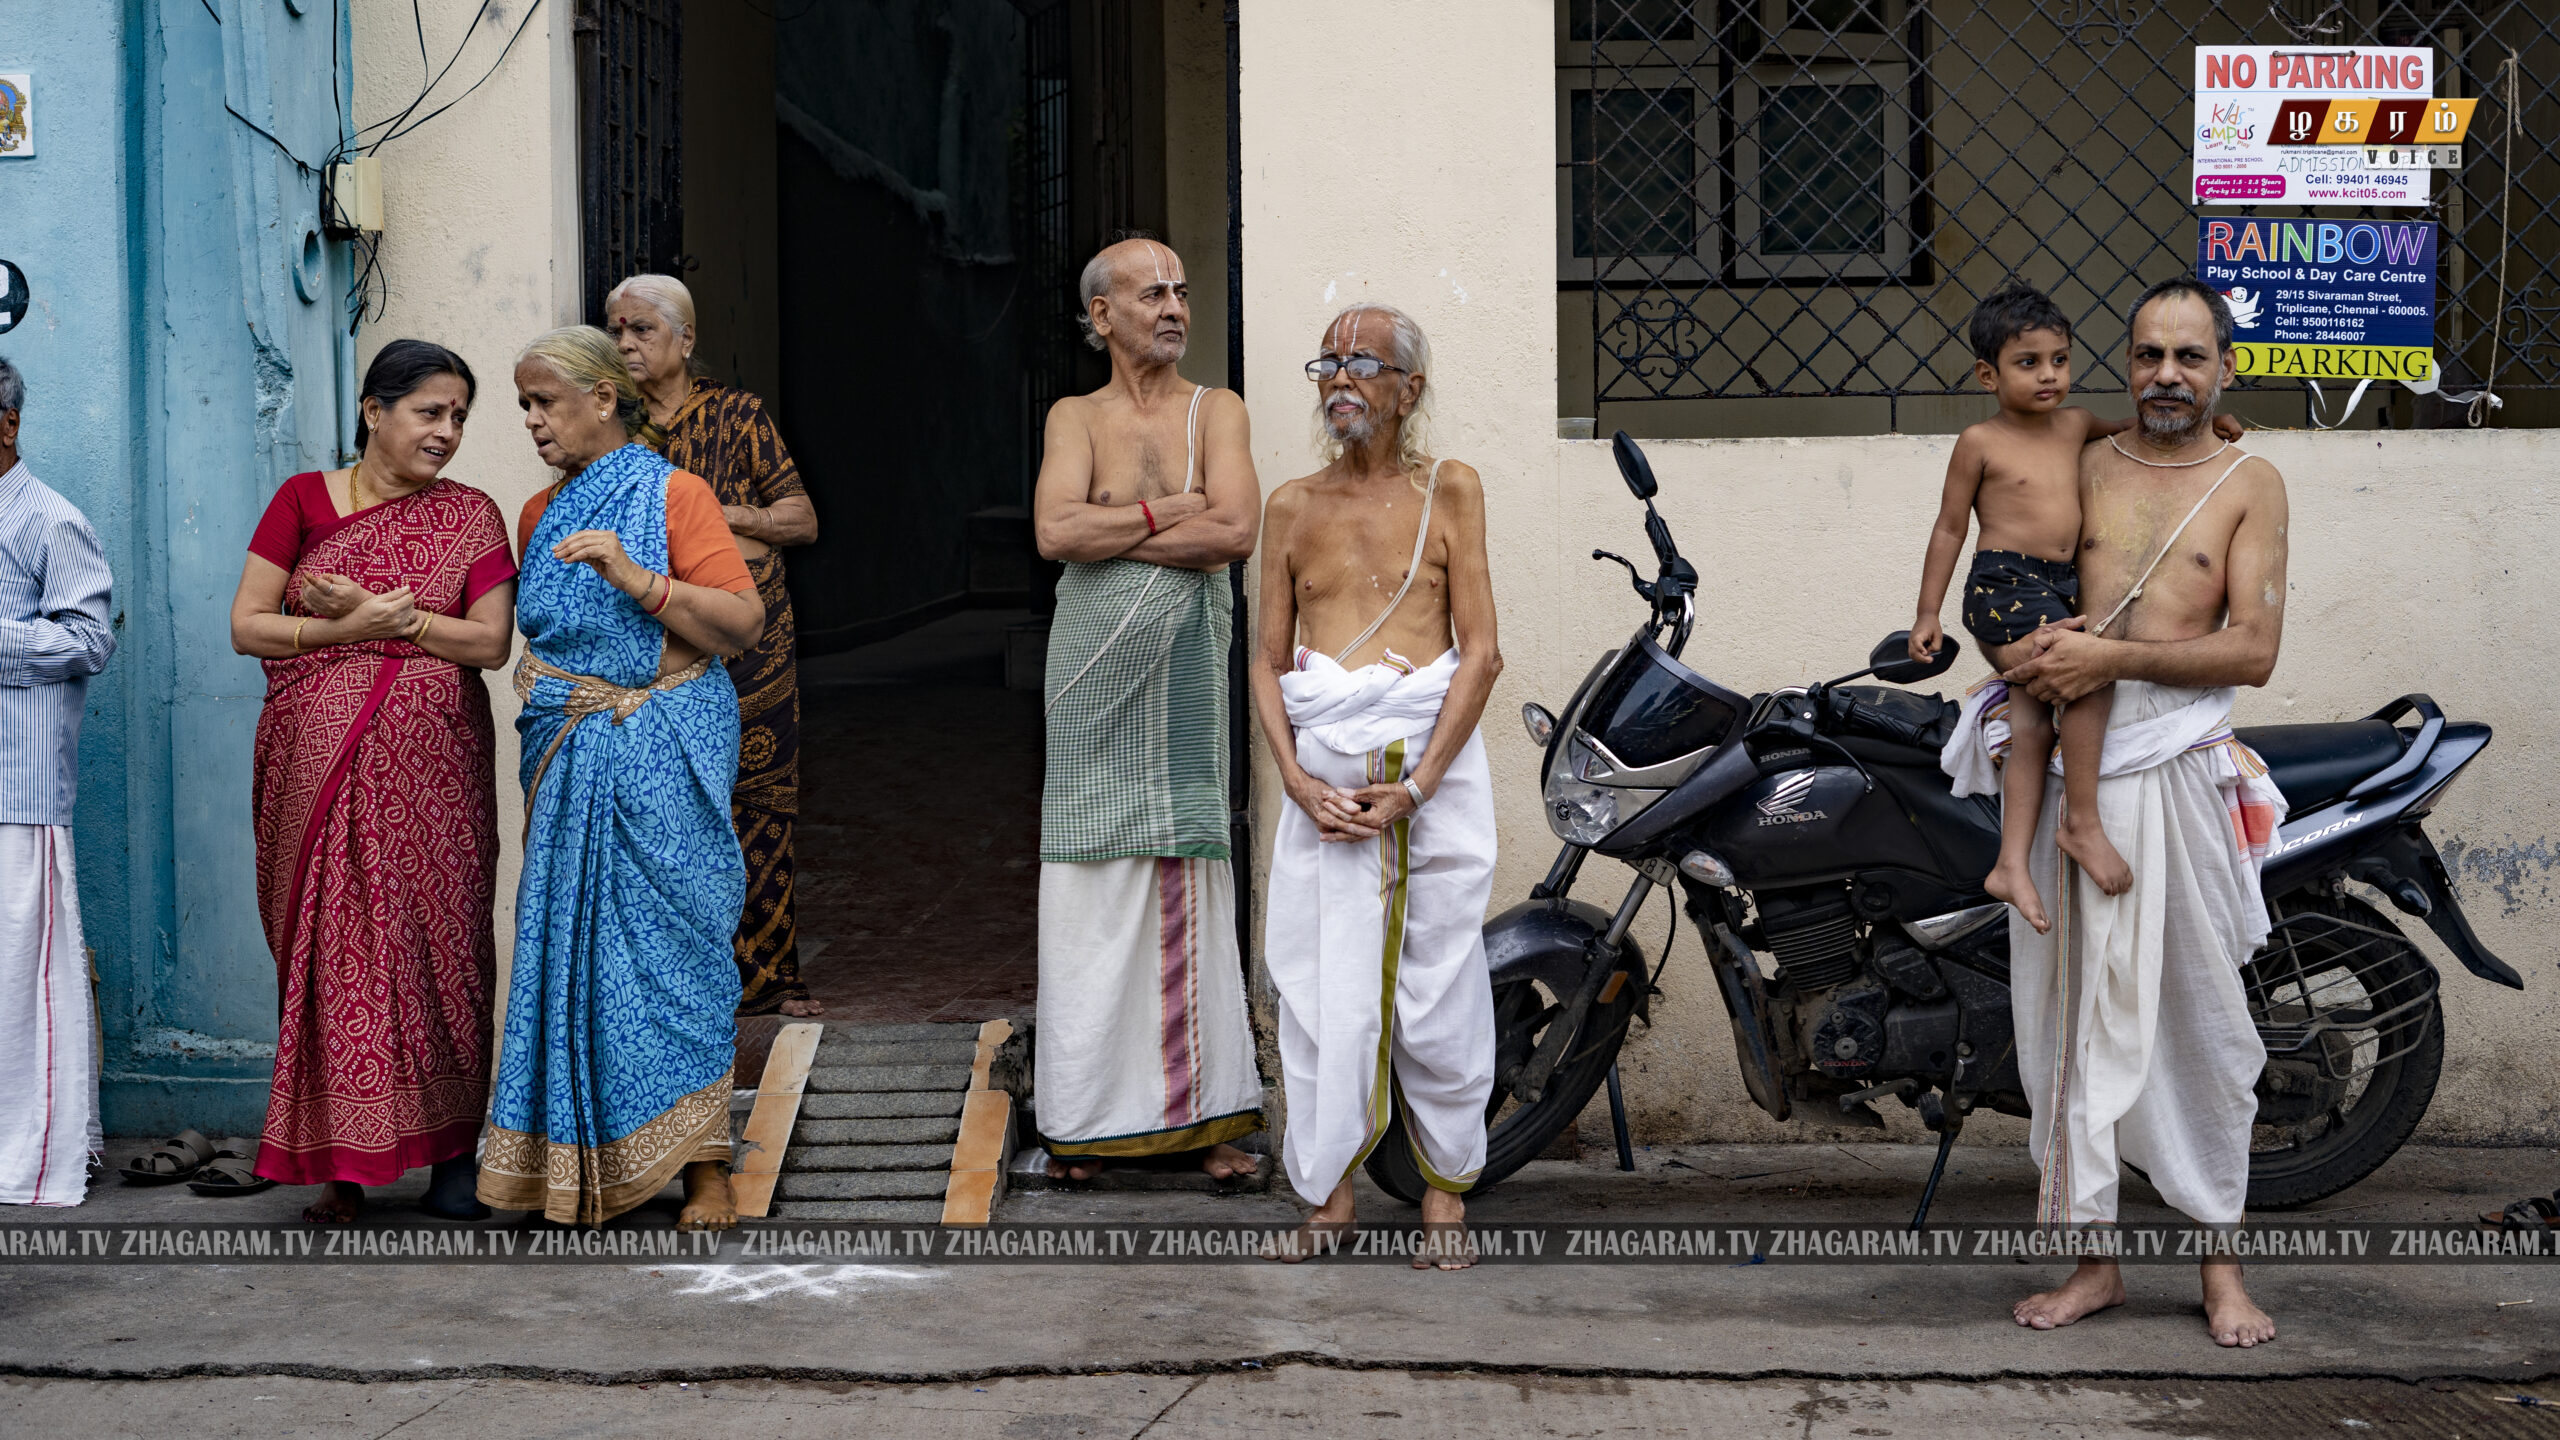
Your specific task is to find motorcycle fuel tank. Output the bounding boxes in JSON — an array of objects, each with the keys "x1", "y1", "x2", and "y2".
[{"x1": 1705, "y1": 764, "x2": 1939, "y2": 888}]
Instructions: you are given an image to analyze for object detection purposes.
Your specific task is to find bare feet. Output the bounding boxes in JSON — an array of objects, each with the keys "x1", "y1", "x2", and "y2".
[
  {"x1": 1201, "y1": 1142, "x2": 1260, "y2": 1180},
  {"x1": 2014, "y1": 1257, "x2": 2126, "y2": 1330},
  {"x1": 1414, "y1": 1187, "x2": 1476, "y2": 1271},
  {"x1": 1045, "y1": 1152, "x2": 1107, "y2": 1181},
  {"x1": 2202, "y1": 1260, "x2": 2276, "y2": 1347},
  {"x1": 1984, "y1": 857, "x2": 2049, "y2": 933},
  {"x1": 301, "y1": 1180, "x2": 362, "y2": 1225},
  {"x1": 1267, "y1": 1179, "x2": 1355, "y2": 1264},
  {"x1": 2058, "y1": 809, "x2": 2133, "y2": 896},
  {"x1": 778, "y1": 996, "x2": 825, "y2": 1018},
  {"x1": 676, "y1": 1160, "x2": 737, "y2": 1231}
]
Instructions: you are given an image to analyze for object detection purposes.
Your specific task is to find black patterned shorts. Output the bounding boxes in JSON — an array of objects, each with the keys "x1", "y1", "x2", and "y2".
[{"x1": 1962, "y1": 549, "x2": 2079, "y2": 651}]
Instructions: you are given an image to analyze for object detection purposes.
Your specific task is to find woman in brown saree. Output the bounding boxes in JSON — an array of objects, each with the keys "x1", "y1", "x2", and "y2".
[{"x1": 606, "y1": 275, "x2": 822, "y2": 1018}]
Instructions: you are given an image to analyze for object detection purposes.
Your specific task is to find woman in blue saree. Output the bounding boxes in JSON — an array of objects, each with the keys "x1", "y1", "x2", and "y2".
[{"x1": 478, "y1": 326, "x2": 767, "y2": 1227}]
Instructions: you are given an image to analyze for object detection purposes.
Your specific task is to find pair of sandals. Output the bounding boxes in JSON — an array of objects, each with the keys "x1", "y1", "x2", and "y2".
[
  {"x1": 2483, "y1": 1189, "x2": 2560, "y2": 1231},
  {"x1": 117, "y1": 1130, "x2": 275, "y2": 1197}
]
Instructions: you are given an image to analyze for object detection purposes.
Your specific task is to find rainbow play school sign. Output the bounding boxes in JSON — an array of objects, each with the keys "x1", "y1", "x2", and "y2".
[
  {"x1": 2194, "y1": 45, "x2": 2435, "y2": 206},
  {"x1": 2197, "y1": 217, "x2": 2436, "y2": 383}
]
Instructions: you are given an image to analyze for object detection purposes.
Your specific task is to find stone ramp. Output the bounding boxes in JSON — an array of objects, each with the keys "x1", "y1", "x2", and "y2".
[{"x1": 733, "y1": 1019, "x2": 1020, "y2": 1223}]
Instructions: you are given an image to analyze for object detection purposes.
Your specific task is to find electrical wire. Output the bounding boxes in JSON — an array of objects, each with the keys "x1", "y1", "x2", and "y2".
[
  {"x1": 364, "y1": 0, "x2": 542, "y2": 153},
  {"x1": 349, "y1": 0, "x2": 499, "y2": 153}
]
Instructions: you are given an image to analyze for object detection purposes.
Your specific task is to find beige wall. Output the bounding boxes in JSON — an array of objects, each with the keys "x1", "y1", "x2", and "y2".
[
  {"x1": 1243, "y1": 0, "x2": 2560, "y2": 1148},
  {"x1": 351, "y1": 0, "x2": 584, "y2": 996}
]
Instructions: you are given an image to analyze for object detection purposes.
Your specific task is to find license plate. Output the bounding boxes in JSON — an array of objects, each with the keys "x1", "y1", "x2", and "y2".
[{"x1": 2361, "y1": 144, "x2": 2462, "y2": 169}]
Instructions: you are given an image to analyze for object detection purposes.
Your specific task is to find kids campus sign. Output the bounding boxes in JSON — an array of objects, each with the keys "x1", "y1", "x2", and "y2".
[
  {"x1": 2192, "y1": 45, "x2": 2467, "y2": 207},
  {"x1": 2197, "y1": 218, "x2": 2437, "y2": 383}
]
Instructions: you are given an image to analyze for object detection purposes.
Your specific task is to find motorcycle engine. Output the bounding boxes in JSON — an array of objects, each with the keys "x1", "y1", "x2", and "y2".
[
  {"x1": 1808, "y1": 980, "x2": 1888, "y2": 1079},
  {"x1": 1757, "y1": 889, "x2": 1860, "y2": 992}
]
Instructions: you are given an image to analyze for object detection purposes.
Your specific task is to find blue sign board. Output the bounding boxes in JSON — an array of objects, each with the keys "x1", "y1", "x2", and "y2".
[{"x1": 2195, "y1": 216, "x2": 2437, "y2": 382}]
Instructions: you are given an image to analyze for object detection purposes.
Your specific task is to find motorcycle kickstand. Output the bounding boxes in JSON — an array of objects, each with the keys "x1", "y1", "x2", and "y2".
[
  {"x1": 1605, "y1": 1063, "x2": 1635, "y2": 1172},
  {"x1": 1909, "y1": 1118, "x2": 1962, "y2": 1232}
]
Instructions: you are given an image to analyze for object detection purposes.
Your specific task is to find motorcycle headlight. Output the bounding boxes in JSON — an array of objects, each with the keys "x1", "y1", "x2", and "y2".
[{"x1": 1543, "y1": 736, "x2": 1667, "y2": 846}]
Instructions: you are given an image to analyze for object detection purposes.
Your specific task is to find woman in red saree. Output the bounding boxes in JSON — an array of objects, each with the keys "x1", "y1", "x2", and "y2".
[{"x1": 226, "y1": 341, "x2": 518, "y2": 1223}]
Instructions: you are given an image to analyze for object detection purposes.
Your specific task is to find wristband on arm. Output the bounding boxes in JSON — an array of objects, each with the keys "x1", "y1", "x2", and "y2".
[{"x1": 1139, "y1": 500, "x2": 1159, "y2": 536}]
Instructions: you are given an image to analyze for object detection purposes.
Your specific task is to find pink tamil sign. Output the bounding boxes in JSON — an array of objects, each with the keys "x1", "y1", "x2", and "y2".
[{"x1": 2193, "y1": 45, "x2": 2435, "y2": 207}]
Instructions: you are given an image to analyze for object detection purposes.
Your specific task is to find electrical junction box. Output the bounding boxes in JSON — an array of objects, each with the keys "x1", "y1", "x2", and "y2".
[{"x1": 326, "y1": 157, "x2": 382, "y2": 234}]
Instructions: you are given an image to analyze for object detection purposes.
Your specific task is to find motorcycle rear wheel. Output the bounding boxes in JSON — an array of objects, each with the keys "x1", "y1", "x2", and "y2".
[
  {"x1": 2243, "y1": 891, "x2": 2444, "y2": 1210},
  {"x1": 1363, "y1": 965, "x2": 1643, "y2": 1205}
]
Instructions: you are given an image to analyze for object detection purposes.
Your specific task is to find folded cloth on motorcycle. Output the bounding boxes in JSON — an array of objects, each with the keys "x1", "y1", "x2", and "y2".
[
  {"x1": 1961, "y1": 549, "x2": 2080, "y2": 650},
  {"x1": 2008, "y1": 680, "x2": 2288, "y2": 1228},
  {"x1": 1268, "y1": 647, "x2": 1496, "y2": 1204},
  {"x1": 1941, "y1": 678, "x2": 2286, "y2": 862}
]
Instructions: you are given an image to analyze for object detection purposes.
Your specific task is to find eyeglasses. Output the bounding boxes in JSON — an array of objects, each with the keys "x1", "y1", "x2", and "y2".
[{"x1": 1305, "y1": 355, "x2": 1408, "y2": 381}]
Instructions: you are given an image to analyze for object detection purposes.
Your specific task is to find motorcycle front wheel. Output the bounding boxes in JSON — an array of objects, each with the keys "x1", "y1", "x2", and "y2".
[
  {"x1": 1363, "y1": 962, "x2": 1644, "y2": 1204},
  {"x1": 2243, "y1": 891, "x2": 2445, "y2": 1210}
]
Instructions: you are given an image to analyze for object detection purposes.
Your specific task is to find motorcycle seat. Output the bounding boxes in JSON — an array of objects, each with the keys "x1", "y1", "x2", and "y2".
[{"x1": 2231, "y1": 721, "x2": 2407, "y2": 814}]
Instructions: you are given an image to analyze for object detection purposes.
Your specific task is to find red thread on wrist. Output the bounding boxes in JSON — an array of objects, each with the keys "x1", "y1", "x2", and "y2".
[{"x1": 1139, "y1": 500, "x2": 1159, "y2": 536}]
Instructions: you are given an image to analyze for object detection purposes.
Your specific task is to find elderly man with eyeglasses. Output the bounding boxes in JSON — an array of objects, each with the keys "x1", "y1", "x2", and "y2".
[
  {"x1": 1249, "y1": 304, "x2": 1503, "y2": 1268},
  {"x1": 1029, "y1": 237, "x2": 1266, "y2": 1184}
]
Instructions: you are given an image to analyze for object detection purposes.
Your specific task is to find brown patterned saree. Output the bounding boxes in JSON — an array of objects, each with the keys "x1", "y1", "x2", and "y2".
[{"x1": 652, "y1": 378, "x2": 812, "y2": 1015}]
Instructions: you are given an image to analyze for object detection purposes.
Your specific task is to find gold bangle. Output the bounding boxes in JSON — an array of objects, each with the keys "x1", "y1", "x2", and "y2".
[
  {"x1": 414, "y1": 614, "x2": 434, "y2": 644},
  {"x1": 292, "y1": 618, "x2": 310, "y2": 654}
]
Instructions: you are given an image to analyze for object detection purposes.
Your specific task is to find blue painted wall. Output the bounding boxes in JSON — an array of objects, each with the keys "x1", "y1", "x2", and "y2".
[{"x1": 0, "y1": 0, "x2": 354, "y2": 1136}]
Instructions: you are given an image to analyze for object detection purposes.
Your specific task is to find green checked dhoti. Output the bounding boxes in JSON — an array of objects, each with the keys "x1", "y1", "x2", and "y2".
[{"x1": 1036, "y1": 559, "x2": 1262, "y2": 1159}]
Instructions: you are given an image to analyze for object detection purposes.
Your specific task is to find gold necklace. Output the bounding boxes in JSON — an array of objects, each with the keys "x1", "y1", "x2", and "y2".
[
  {"x1": 2108, "y1": 435, "x2": 2234, "y2": 469},
  {"x1": 349, "y1": 457, "x2": 373, "y2": 511}
]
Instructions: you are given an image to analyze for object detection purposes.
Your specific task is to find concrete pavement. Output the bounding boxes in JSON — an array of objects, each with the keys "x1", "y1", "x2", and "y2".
[
  {"x1": 10, "y1": 1371, "x2": 2560, "y2": 1439},
  {"x1": 1, "y1": 1139, "x2": 2551, "y2": 1388}
]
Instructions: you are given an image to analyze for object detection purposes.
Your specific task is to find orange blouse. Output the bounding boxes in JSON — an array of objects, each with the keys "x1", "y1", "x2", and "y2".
[{"x1": 516, "y1": 468, "x2": 755, "y2": 596}]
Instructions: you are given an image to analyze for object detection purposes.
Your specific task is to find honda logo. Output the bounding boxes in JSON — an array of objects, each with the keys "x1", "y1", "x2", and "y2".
[{"x1": 1755, "y1": 770, "x2": 1827, "y2": 826}]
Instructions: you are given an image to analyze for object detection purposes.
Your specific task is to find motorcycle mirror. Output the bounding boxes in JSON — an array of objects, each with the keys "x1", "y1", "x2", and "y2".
[
  {"x1": 1866, "y1": 630, "x2": 1961, "y2": 686},
  {"x1": 1610, "y1": 429, "x2": 1659, "y2": 501}
]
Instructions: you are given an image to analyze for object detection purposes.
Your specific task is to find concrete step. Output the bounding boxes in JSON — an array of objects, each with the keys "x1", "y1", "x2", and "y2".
[
  {"x1": 797, "y1": 1091, "x2": 965, "y2": 1121},
  {"x1": 821, "y1": 1021, "x2": 981, "y2": 1042},
  {"x1": 775, "y1": 1170, "x2": 949, "y2": 1202},
  {"x1": 812, "y1": 1038, "x2": 981, "y2": 1067},
  {"x1": 784, "y1": 1143, "x2": 953, "y2": 1172},
  {"x1": 807, "y1": 1063, "x2": 975, "y2": 1094},
  {"x1": 793, "y1": 1116, "x2": 961, "y2": 1146},
  {"x1": 768, "y1": 1199, "x2": 948, "y2": 1223}
]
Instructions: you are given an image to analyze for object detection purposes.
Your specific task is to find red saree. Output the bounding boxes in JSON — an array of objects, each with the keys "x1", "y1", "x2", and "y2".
[{"x1": 250, "y1": 475, "x2": 514, "y2": 1187}]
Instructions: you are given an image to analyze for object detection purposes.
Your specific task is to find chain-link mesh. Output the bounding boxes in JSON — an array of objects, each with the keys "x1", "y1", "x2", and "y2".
[{"x1": 1568, "y1": 1, "x2": 2559, "y2": 420}]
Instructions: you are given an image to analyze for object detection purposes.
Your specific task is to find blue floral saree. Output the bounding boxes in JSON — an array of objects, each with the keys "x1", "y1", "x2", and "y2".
[{"x1": 478, "y1": 442, "x2": 745, "y2": 1224}]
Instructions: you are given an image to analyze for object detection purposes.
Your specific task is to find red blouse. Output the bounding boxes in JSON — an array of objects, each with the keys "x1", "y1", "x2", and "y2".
[{"x1": 248, "y1": 471, "x2": 518, "y2": 612}]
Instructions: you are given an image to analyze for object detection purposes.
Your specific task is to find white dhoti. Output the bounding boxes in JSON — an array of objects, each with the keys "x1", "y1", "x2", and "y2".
[
  {"x1": 0, "y1": 824, "x2": 99, "y2": 1206},
  {"x1": 1268, "y1": 648, "x2": 1496, "y2": 1204},
  {"x1": 2005, "y1": 680, "x2": 2287, "y2": 1226},
  {"x1": 1035, "y1": 857, "x2": 1265, "y2": 1157}
]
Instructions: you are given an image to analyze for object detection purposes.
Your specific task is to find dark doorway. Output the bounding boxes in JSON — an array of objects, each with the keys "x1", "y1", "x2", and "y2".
[{"x1": 594, "y1": 0, "x2": 1228, "y2": 1030}]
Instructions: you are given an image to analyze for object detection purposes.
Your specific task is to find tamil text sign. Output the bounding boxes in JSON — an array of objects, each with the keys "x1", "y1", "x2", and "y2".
[{"x1": 2194, "y1": 46, "x2": 2442, "y2": 206}]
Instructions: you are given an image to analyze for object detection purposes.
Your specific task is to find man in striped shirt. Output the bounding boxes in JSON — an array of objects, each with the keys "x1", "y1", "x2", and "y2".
[{"x1": 0, "y1": 355, "x2": 115, "y2": 1206}]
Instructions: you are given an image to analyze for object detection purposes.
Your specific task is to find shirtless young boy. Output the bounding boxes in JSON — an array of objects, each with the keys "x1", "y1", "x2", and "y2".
[{"x1": 1911, "y1": 286, "x2": 2239, "y2": 931}]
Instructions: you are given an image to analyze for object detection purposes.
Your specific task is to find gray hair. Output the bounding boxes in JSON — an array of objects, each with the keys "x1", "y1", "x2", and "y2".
[
  {"x1": 1314, "y1": 303, "x2": 1434, "y2": 476},
  {"x1": 1075, "y1": 249, "x2": 1115, "y2": 352},
  {"x1": 0, "y1": 356, "x2": 21, "y2": 415},
  {"x1": 1074, "y1": 234, "x2": 1175, "y2": 352},
  {"x1": 2127, "y1": 275, "x2": 2235, "y2": 353},
  {"x1": 518, "y1": 325, "x2": 647, "y2": 439}
]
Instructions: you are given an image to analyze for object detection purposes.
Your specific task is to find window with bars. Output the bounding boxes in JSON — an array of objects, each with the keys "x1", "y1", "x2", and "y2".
[{"x1": 1557, "y1": 0, "x2": 2560, "y2": 433}]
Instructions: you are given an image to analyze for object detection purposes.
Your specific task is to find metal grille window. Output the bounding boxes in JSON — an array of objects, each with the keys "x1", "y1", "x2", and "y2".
[
  {"x1": 1560, "y1": 1, "x2": 2560, "y2": 429},
  {"x1": 578, "y1": 0, "x2": 684, "y2": 323}
]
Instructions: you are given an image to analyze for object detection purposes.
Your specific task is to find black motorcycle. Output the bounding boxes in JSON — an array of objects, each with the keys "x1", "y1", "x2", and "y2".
[{"x1": 1365, "y1": 431, "x2": 2518, "y2": 1223}]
